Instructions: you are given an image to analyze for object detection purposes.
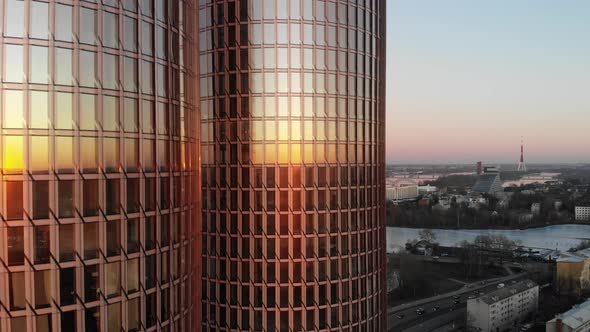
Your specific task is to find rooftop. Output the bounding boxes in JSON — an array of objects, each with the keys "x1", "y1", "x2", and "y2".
[
  {"x1": 548, "y1": 300, "x2": 590, "y2": 329},
  {"x1": 478, "y1": 279, "x2": 538, "y2": 305},
  {"x1": 557, "y1": 249, "x2": 590, "y2": 263}
]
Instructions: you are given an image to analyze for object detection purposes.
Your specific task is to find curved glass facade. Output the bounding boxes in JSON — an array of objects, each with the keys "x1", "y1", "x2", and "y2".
[
  {"x1": 0, "y1": 0, "x2": 199, "y2": 331},
  {"x1": 200, "y1": 0, "x2": 386, "y2": 330}
]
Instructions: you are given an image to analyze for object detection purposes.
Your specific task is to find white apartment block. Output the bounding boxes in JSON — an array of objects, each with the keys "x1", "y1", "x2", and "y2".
[
  {"x1": 467, "y1": 280, "x2": 539, "y2": 332},
  {"x1": 546, "y1": 300, "x2": 590, "y2": 332},
  {"x1": 575, "y1": 206, "x2": 590, "y2": 221},
  {"x1": 386, "y1": 185, "x2": 419, "y2": 201}
]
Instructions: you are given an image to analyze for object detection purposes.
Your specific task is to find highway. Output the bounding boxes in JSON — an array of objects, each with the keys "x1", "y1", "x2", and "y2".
[{"x1": 388, "y1": 273, "x2": 528, "y2": 331}]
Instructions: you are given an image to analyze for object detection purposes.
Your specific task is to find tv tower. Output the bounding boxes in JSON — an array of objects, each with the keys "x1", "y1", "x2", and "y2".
[{"x1": 517, "y1": 137, "x2": 527, "y2": 172}]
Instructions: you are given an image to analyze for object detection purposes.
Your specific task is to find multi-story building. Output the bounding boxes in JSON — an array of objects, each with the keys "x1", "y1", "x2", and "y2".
[
  {"x1": 199, "y1": 0, "x2": 387, "y2": 331},
  {"x1": 531, "y1": 203, "x2": 541, "y2": 216},
  {"x1": 472, "y1": 173, "x2": 503, "y2": 195},
  {"x1": 0, "y1": 1, "x2": 200, "y2": 331},
  {"x1": 546, "y1": 300, "x2": 590, "y2": 332},
  {"x1": 555, "y1": 249, "x2": 590, "y2": 296},
  {"x1": 467, "y1": 280, "x2": 539, "y2": 332},
  {"x1": 386, "y1": 185, "x2": 418, "y2": 201},
  {"x1": 575, "y1": 206, "x2": 590, "y2": 221}
]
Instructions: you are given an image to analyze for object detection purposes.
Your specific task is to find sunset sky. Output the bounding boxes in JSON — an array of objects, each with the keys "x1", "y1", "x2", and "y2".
[{"x1": 386, "y1": 0, "x2": 590, "y2": 164}]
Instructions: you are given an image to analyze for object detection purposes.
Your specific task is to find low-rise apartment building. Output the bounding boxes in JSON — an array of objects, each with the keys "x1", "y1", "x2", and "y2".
[
  {"x1": 575, "y1": 206, "x2": 590, "y2": 221},
  {"x1": 467, "y1": 280, "x2": 539, "y2": 332}
]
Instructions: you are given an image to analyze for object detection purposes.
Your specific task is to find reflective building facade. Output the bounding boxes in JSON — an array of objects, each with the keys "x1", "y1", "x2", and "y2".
[
  {"x1": 200, "y1": 0, "x2": 386, "y2": 330},
  {"x1": 0, "y1": 1, "x2": 200, "y2": 331}
]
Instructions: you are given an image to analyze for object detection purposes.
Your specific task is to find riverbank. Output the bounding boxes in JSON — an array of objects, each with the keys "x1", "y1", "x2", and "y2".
[
  {"x1": 387, "y1": 221, "x2": 589, "y2": 231},
  {"x1": 387, "y1": 224, "x2": 590, "y2": 252}
]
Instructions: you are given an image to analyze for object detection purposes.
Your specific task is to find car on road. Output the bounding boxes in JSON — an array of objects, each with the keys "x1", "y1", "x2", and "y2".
[
  {"x1": 441, "y1": 253, "x2": 449, "y2": 257},
  {"x1": 453, "y1": 300, "x2": 461, "y2": 305},
  {"x1": 468, "y1": 295, "x2": 476, "y2": 299},
  {"x1": 452, "y1": 295, "x2": 461, "y2": 299},
  {"x1": 433, "y1": 306, "x2": 440, "y2": 312},
  {"x1": 396, "y1": 315, "x2": 405, "y2": 320},
  {"x1": 416, "y1": 308, "x2": 425, "y2": 315},
  {"x1": 520, "y1": 323, "x2": 532, "y2": 331}
]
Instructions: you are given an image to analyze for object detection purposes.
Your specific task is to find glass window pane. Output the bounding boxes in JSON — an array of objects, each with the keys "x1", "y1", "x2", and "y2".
[
  {"x1": 31, "y1": 136, "x2": 49, "y2": 173},
  {"x1": 103, "y1": 96, "x2": 119, "y2": 131},
  {"x1": 156, "y1": 26, "x2": 167, "y2": 59},
  {"x1": 105, "y1": 179, "x2": 120, "y2": 215},
  {"x1": 142, "y1": 100, "x2": 154, "y2": 133},
  {"x1": 58, "y1": 180, "x2": 75, "y2": 218},
  {"x1": 141, "y1": 61, "x2": 153, "y2": 94},
  {"x1": 33, "y1": 226, "x2": 50, "y2": 263},
  {"x1": 56, "y1": 48, "x2": 73, "y2": 85},
  {"x1": 123, "y1": 0, "x2": 137, "y2": 12},
  {"x1": 3, "y1": 136, "x2": 24, "y2": 172},
  {"x1": 32, "y1": 181, "x2": 50, "y2": 220},
  {"x1": 142, "y1": 20, "x2": 153, "y2": 55},
  {"x1": 124, "y1": 57, "x2": 137, "y2": 92},
  {"x1": 80, "y1": 51, "x2": 96, "y2": 87},
  {"x1": 107, "y1": 303, "x2": 121, "y2": 331},
  {"x1": 4, "y1": 44, "x2": 24, "y2": 83},
  {"x1": 103, "y1": 53, "x2": 118, "y2": 90},
  {"x1": 55, "y1": 136, "x2": 74, "y2": 173},
  {"x1": 55, "y1": 92, "x2": 73, "y2": 129},
  {"x1": 59, "y1": 224, "x2": 75, "y2": 261},
  {"x1": 7, "y1": 226, "x2": 24, "y2": 265},
  {"x1": 156, "y1": 0, "x2": 166, "y2": 21},
  {"x1": 80, "y1": 137, "x2": 97, "y2": 173},
  {"x1": 104, "y1": 137, "x2": 120, "y2": 172},
  {"x1": 125, "y1": 138, "x2": 138, "y2": 172},
  {"x1": 5, "y1": 0, "x2": 24, "y2": 37},
  {"x1": 103, "y1": 12, "x2": 119, "y2": 48},
  {"x1": 3, "y1": 90, "x2": 24, "y2": 128},
  {"x1": 31, "y1": 1, "x2": 49, "y2": 39},
  {"x1": 80, "y1": 8, "x2": 96, "y2": 45},
  {"x1": 84, "y1": 266, "x2": 99, "y2": 302},
  {"x1": 157, "y1": 64, "x2": 167, "y2": 97},
  {"x1": 6, "y1": 182, "x2": 23, "y2": 221},
  {"x1": 80, "y1": 94, "x2": 97, "y2": 130},
  {"x1": 124, "y1": 16, "x2": 137, "y2": 51},
  {"x1": 83, "y1": 179, "x2": 99, "y2": 216},
  {"x1": 84, "y1": 223, "x2": 99, "y2": 259},
  {"x1": 143, "y1": 139, "x2": 155, "y2": 171},
  {"x1": 30, "y1": 91, "x2": 49, "y2": 128},
  {"x1": 30, "y1": 46, "x2": 48, "y2": 83},
  {"x1": 55, "y1": 4, "x2": 73, "y2": 41},
  {"x1": 60, "y1": 268, "x2": 76, "y2": 306},
  {"x1": 34, "y1": 270, "x2": 51, "y2": 308},
  {"x1": 124, "y1": 98, "x2": 138, "y2": 132},
  {"x1": 106, "y1": 262, "x2": 121, "y2": 297},
  {"x1": 9, "y1": 272, "x2": 25, "y2": 310},
  {"x1": 106, "y1": 220, "x2": 120, "y2": 256}
]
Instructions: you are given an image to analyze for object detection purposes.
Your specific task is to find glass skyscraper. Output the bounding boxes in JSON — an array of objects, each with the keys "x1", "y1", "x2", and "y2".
[
  {"x1": 199, "y1": 0, "x2": 386, "y2": 330},
  {"x1": 0, "y1": 1, "x2": 199, "y2": 331}
]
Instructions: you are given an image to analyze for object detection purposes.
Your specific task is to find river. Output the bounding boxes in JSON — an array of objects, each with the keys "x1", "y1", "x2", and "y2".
[{"x1": 386, "y1": 224, "x2": 590, "y2": 253}]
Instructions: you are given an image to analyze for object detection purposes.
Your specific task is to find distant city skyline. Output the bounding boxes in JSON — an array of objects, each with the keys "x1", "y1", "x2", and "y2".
[{"x1": 386, "y1": 0, "x2": 590, "y2": 164}]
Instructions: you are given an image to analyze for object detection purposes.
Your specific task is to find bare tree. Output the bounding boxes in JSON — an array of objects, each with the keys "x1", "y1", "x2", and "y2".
[{"x1": 418, "y1": 229, "x2": 437, "y2": 243}]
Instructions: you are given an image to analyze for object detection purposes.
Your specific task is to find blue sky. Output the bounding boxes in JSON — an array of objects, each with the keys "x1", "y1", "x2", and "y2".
[{"x1": 386, "y1": 1, "x2": 590, "y2": 164}]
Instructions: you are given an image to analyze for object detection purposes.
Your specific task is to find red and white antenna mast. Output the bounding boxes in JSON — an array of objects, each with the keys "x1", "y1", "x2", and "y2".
[{"x1": 517, "y1": 137, "x2": 527, "y2": 172}]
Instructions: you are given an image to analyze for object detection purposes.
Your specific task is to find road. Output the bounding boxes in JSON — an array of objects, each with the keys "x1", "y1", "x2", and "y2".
[{"x1": 388, "y1": 273, "x2": 528, "y2": 331}]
